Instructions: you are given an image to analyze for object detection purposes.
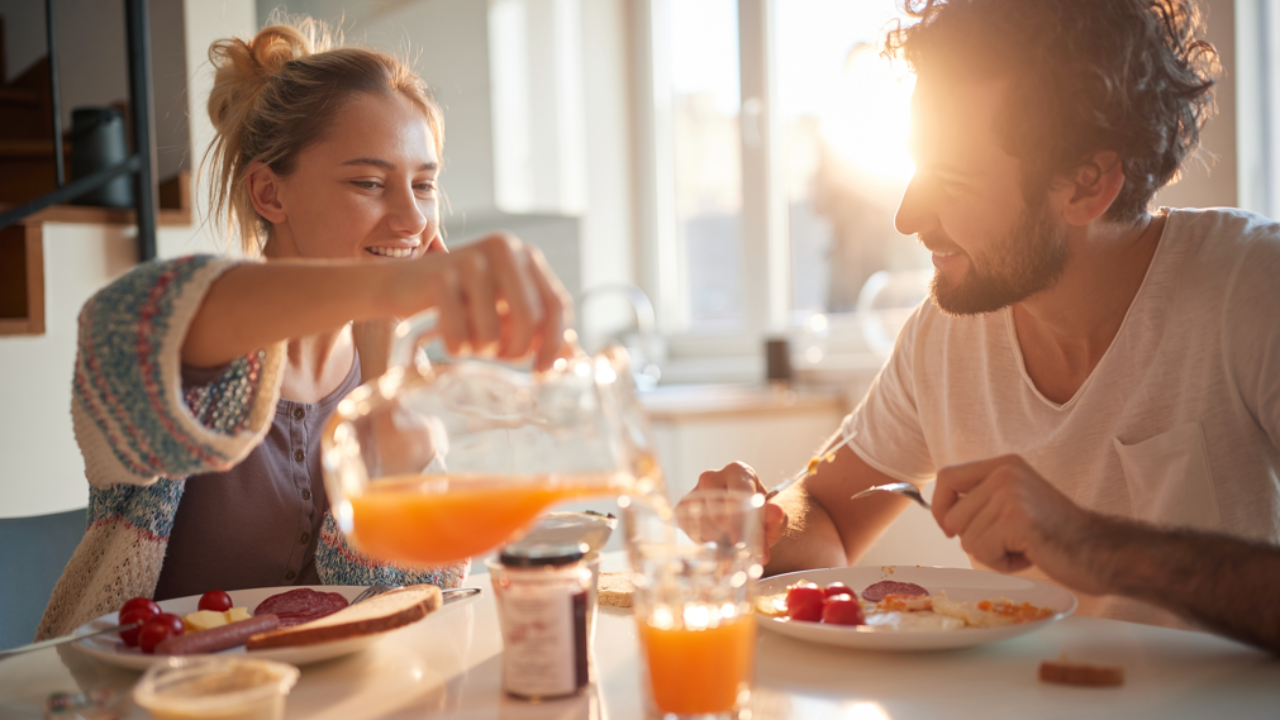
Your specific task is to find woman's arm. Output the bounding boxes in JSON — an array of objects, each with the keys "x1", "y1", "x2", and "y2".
[
  {"x1": 73, "y1": 256, "x2": 282, "y2": 488},
  {"x1": 74, "y1": 235, "x2": 570, "y2": 489},
  {"x1": 182, "y1": 233, "x2": 572, "y2": 372}
]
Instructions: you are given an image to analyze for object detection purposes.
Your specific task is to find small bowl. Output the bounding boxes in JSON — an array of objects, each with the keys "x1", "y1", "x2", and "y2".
[
  {"x1": 132, "y1": 656, "x2": 300, "y2": 720},
  {"x1": 507, "y1": 511, "x2": 617, "y2": 553}
]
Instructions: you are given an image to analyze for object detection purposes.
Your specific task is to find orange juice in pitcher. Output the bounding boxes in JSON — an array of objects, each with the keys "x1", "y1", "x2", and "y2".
[
  {"x1": 347, "y1": 473, "x2": 632, "y2": 565},
  {"x1": 324, "y1": 310, "x2": 663, "y2": 566}
]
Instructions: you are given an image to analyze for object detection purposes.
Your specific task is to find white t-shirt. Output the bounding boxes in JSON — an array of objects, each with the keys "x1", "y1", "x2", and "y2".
[{"x1": 843, "y1": 207, "x2": 1280, "y2": 628}]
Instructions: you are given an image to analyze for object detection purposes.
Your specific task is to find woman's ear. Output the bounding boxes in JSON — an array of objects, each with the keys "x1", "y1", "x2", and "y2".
[
  {"x1": 1061, "y1": 151, "x2": 1125, "y2": 227},
  {"x1": 245, "y1": 162, "x2": 287, "y2": 224}
]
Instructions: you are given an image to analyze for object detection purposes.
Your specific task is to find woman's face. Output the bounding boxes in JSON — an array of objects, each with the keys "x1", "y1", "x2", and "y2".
[{"x1": 262, "y1": 91, "x2": 443, "y2": 261}]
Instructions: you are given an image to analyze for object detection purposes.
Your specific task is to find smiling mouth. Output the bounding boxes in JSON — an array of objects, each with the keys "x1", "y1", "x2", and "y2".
[
  {"x1": 366, "y1": 246, "x2": 417, "y2": 259},
  {"x1": 919, "y1": 232, "x2": 964, "y2": 259}
]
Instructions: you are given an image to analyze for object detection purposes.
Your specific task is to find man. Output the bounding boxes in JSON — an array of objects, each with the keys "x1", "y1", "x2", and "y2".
[{"x1": 691, "y1": 0, "x2": 1280, "y2": 652}]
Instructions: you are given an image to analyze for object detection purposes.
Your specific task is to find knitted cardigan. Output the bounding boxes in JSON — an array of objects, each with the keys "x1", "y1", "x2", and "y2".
[{"x1": 36, "y1": 255, "x2": 467, "y2": 640}]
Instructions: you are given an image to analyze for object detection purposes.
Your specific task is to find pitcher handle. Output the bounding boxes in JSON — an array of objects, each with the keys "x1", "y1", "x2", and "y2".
[{"x1": 391, "y1": 310, "x2": 439, "y2": 370}]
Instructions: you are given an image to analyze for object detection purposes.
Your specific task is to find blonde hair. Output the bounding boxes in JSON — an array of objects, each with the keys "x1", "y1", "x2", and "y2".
[{"x1": 204, "y1": 17, "x2": 444, "y2": 255}]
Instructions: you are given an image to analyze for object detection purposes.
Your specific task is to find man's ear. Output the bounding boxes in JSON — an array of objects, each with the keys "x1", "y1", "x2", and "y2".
[
  {"x1": 245, "y1": 162, "x2": 287, "y2": 224},
  {"x1": 1058, "y1": 151, "x2": 1125, "y2": 227}
]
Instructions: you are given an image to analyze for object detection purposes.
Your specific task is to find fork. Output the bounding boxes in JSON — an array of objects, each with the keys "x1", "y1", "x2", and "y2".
[
  {"x1": 765, "y1": 432, "x2": 858, "y2": 500},
  {"x1": 351, "y1": 584, "x2": 400, "y2": 604},
  {"x1": 352, "y1": 585, "x2": 483, "y2": 605},
  {"x1": 851, "y1": 482, "x2": 931, "y2": 510}
]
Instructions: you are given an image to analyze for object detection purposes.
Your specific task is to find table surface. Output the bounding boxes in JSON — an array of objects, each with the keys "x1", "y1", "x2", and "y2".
[{"x1": 2, "y1": 557, "x2": 1277, "y2": 720}]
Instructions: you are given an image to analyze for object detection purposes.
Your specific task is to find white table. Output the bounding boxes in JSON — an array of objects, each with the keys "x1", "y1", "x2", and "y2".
[{"x1": 2, "y1": 569, "x2": 1277, "y2": 720}]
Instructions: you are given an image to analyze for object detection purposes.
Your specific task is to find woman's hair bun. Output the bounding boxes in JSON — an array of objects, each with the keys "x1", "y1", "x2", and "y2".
[
  {"x1": 249, "y1": 17, "x2": 340, "y2": 76},
  {"x1": 206, "y1": 16, "x2": 340, "y2": 134}
]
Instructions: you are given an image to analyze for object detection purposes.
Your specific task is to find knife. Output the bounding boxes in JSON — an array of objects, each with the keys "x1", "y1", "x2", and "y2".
[{"x1": 0, "y1": 621, "x2": 141, "y2": 661}]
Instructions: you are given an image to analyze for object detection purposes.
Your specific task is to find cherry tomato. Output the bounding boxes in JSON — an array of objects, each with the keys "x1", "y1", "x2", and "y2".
[
  {"x1": 118, "y1": 607, "x2": 155, "y2": 647},
  {"x1": 138, "y1": 620, "x2": 174, "y2": 654},
  {"x1": 785, "y1": 585, "x2": 826, "y2": 622},
  {"x1": 119, "y1": 597, "x2": 160, "y2": 624},
  {"x1": 153, "y1": 613, "x2": 185, "y2": 637},
  {"x1": 198, "y1": 590, "x2": 233, "y2": 613},
  {"x1": 821, "y1": 597, "x2": 866, "y2": 626},
  {"x1": 823, "y1": 582, "x2": 855, "y2": 599}
]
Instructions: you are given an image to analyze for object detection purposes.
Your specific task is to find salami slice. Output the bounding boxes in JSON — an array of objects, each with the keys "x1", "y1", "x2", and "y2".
[
  {"x1": 861, "y1": 580, "x2": 929, "y2": 603},
  {"x1": 253, "y1": 588, "x2": 349, "y2": 628}
]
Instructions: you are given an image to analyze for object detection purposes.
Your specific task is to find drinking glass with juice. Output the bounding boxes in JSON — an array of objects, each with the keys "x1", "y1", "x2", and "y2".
[
  {"x1": 638, "y1": 611, "x2": 756, "y2": 715},
  {"x1": 626, "y1": 489, "x2": 764, "y2": 719},
  {"x1": 323, "y1": 310, "x2": 663, "y2": 567}
]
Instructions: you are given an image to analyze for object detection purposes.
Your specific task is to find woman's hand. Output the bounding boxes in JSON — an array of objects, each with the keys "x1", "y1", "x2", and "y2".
[{"x1": 389, "y1": 233, "x2": 574, "y2": 372}]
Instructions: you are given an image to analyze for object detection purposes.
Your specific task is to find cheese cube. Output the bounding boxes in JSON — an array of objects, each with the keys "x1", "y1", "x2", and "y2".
[
  {"x1": 183, "y1": 610, "x2": 229, "y2": 633},
  {"x1": 224, "y1": 607, "x2": 251, "y2": 623}
]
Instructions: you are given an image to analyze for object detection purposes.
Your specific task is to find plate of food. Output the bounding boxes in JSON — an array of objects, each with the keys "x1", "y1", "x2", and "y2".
[
  {"x1": 754, "y1": 566, "x2": 1076, "y2": 651},
  {"x1": 74, "y1": 584, "x2": 474, "y2": 670}
]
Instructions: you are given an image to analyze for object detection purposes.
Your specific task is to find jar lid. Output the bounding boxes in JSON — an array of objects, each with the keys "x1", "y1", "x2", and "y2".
[{"x1": 498, "y1": 541, "x2": 589, "y2": 567}]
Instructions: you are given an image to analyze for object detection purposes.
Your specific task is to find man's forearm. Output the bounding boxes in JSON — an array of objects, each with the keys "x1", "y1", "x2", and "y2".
[
  {"x1": 763, "y1": 483, "x2": 848, "y2": 576},
  {"x1": 762, "y1": 444, "x2": 915, "y2": 576},
  {"x1": 1087, "y1": 517, "x2": 1280, "y2": 653}
]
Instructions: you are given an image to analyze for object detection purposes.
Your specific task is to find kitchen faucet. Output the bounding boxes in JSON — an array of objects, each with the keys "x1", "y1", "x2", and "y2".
[{"x1": 578, "y1": 283, "x2": 664, "y2": 390}]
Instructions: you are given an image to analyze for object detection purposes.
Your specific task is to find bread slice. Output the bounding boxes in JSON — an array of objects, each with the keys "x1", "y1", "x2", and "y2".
[
  {"x1": 1038, "y1": 656, "x2": 1125, "y2": 687},
  {"x1": 246, "y1": 585, "x2": 443, "y2": 650},
  {"x1": 597, "y1": 572, "x2": 635, "y2": 608}
]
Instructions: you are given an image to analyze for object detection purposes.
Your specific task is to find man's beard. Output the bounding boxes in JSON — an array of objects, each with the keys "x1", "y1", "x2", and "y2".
[{"x1": 928, "y1": 200, "x2": 1070, "y2": 316}]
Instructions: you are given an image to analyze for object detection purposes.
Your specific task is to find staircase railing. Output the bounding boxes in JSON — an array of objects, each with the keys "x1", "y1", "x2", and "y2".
[{"x1": 0, "y1": 0, "x2": 158, "y2": 262}]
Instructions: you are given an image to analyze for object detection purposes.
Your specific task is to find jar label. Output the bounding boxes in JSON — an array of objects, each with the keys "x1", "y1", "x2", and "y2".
[{"x1": 499, "y1": 583, "x2": 579, "y2": 697}]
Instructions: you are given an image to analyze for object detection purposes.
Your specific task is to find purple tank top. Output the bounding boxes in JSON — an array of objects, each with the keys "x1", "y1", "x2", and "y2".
[{"x1": 153, "y1": 356, "x2": 362, "y2": 600}]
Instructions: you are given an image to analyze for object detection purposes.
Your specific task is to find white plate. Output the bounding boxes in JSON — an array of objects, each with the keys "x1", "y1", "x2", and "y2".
[
  {"x1": 74, "y1": 585, "x2": 476, "y2": 670},
  {"x1": 755, "y1": 566, "x2": 1077, "y2": 652}
]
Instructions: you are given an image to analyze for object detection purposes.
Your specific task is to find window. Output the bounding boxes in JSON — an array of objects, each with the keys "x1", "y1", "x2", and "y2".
[
  {"x1": 1236, "y1": 0, "x2": 1280, "y2": 218},
  {"x1": 669, "y1": 0, "x2": 746, "y2": 332},
  {"x1": 635, "y1": 0, "x2": 930, "y2": 368}
]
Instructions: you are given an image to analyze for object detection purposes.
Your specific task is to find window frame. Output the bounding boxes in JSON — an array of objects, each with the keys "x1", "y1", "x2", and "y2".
[{"x1": 630, "y1": 0, "x2": 788, "y2": 365}]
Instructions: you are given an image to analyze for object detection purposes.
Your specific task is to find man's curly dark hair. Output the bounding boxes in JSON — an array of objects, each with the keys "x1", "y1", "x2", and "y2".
[{"x1": 884, "y1": 0, "x2": 1220, "y2": 222}]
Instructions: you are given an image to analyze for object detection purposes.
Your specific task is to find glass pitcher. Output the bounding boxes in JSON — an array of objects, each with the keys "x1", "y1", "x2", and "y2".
[{"x1": 321, "y1": 311, "x2": 664, "y2": 567}]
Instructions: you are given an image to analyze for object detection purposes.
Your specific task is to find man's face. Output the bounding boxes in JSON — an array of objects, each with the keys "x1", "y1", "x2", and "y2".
[{"x1": 897, "y1": 78, "x2": 1069, "y2": 315}]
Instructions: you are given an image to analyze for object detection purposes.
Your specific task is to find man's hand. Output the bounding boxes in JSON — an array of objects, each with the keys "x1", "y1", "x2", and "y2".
[
  {"x1": 684, "y1": 462, "x2": 788, "y2": 564},
  {"x1": 932, "y1": 454, "x2": 1107, "y2": 595},
  {"x1": 935, "y1": 454, "x2": 1280, "y2": 653}
]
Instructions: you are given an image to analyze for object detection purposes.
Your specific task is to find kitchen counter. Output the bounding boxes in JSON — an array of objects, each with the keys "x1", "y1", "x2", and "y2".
[{"x1": 639, "y1": 383, "x2": 846, "y2": 423}]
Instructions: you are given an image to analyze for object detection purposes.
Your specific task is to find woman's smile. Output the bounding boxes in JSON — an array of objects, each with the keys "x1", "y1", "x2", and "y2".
[{"x1": 366, "y1": 245, "x2": 419, "y2": 259}]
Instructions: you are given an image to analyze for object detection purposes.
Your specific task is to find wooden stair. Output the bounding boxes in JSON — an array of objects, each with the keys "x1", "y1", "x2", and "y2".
[
  {"x1": 0, "y1": 223, "x2": 43, "y2": 335},
  {"x1": 0, "y1": 16, "x2": 191, "y2": 336},
  {"x1": 0, "y1": 25, "x2": 55, "y2": 144}
]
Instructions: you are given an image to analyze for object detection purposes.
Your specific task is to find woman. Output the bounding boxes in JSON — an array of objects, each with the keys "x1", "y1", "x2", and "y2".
[{"x1": 36, "y1": 18, "x2": 571, "y2": 639}]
